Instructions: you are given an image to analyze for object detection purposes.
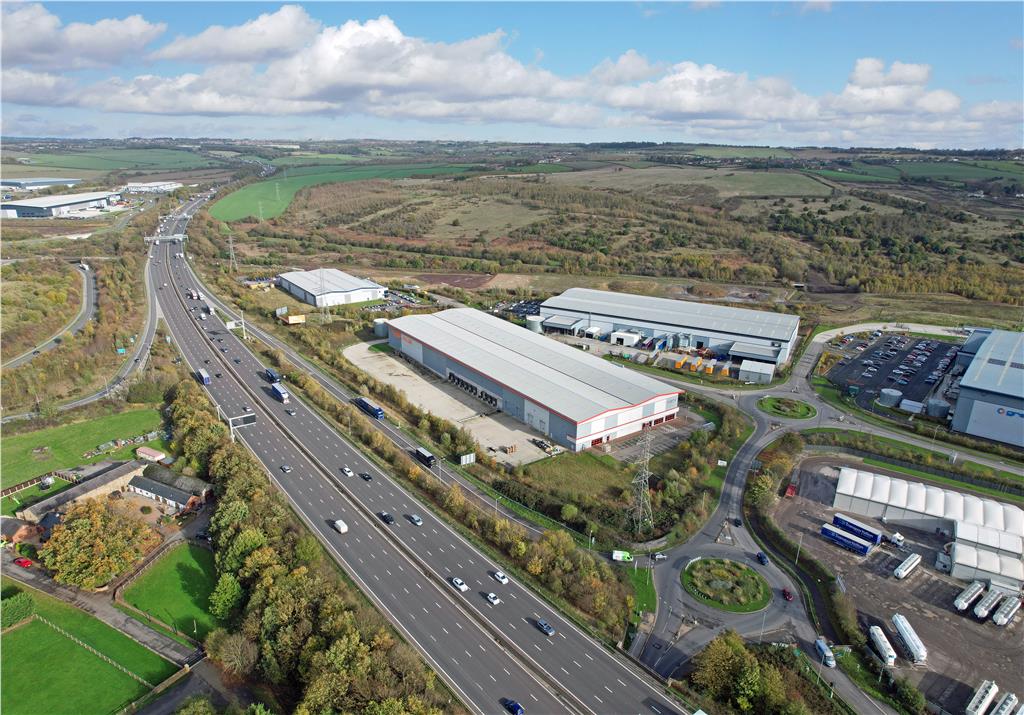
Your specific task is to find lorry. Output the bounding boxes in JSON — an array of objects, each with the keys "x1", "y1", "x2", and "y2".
[
  {"x1": 966, "y1": 680, "x2": 999, "y2": 715},
  {"x1": 196, "y1": 369, "x2": 211, "y2": 386},
  {"x1": 869, "y1": 625, "x2": 897, "y2": 667},
  {"x1": 814, "y1": 637, "x2": 836, "y2": 668},
  {"x1": 354, "y1": 396, "x2": 385, "y2": 420},
  {"x1": 954, "y1": 581, "x2": 986, "y2": 611},
  {"x1": 414, "y1": 447, "x2": 437, "y2": 468},
  {"x1": 611, "y1": 551, "x2": 634, "y2": 562},
  {"x1": 832, "y1": 513, "x2": 883, "y2": 546},
  {"x1": 991, "y1": 693, "x2": 1020, "y2": 715},
  {"x1": 265, "y1": 368, "x2": 280, "y2": 383},
  {"x1": 893, "y1": 553, "x2": 921, "y2": 580},
  {"x1": 820, "y1": 523, "x2": 874, "y2": 556},
  {"x1": 271, "y1": 383, "x2": 290, "y2": 404},
  {"x1": 891, "y1": 613, "x2": 927, "y2": 664},
  {"x1": 974, "y1": 589, "x2": 1005, "y2": 620},
  {"x1": 993, "y1": 597, "x2": 1021, "y2": 627}
]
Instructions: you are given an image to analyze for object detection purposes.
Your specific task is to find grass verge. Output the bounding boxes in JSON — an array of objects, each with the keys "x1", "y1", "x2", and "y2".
[
  {"x1": 681, "y1": 558, "x2": 771, "y2": 613},
  {"x1": 123, "y1": 544, "x2": 220, "y2": 640},
  {"x1": 757, "y1": 396, "x2": 816, "y2": 419},
  {"x1": 626, "y1": 566, "x2": 657, "y2": 624}
]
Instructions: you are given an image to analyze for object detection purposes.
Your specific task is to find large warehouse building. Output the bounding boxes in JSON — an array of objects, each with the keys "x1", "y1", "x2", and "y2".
[
  {"x1": 538, "y1": 288, "x2": 800, "y2": 365},
  {"x1": 278, "y1": 268, "x2": 385, "y2": 308},
  {"x1": 0, "y1": 190, "x2": 121, "y2": 217},
  {"x1": 1, "y1": 177, "x2": 82, "y2": 191},
  {"x1": 387, "y1": 308, "x2": 680, "y2": 451},
  {"x1": 123, "y1": 181, "x2": 183, "y2": 193},
  {"x1": 833, "y1": 467, "x2": 1024, "y2": 590},
  {"x1": 950, "y1": 329, "x2": 1024, "y2": 448}
]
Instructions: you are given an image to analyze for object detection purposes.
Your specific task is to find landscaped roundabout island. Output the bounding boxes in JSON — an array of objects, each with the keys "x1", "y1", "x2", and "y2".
[
  {"x1": 682, "y1": 557, "x2": 772, "y2": 613},
  {"x1": 756, "y1": 396, "x2": 817, "y2": 419}
]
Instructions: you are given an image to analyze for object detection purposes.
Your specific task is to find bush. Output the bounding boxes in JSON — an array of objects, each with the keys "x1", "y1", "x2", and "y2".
[
  {"x1": 141, "y1": 506, "x2": 153, "y2": 515},
  {"x1": 15, "y1": 543, "x2": 38, "y2": 560},
  {"x1": 1, "y1": 592, "x2": 35, "y2": 629}
]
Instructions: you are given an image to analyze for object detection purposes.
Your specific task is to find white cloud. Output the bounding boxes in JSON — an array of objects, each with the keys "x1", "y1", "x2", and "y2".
[
  {"x1": 592, "y1": 50, "x2": 663, "y2": 85},
  {"x1": 1, "y1": 68, "x2": 77, "y2": 105},
  {"x1": 1, "y1": 3, "x2": 165, "y2": 70},
  {"x1": 831, "y1": 58, "x2": 960, "y2": 115},
  {"x1": 150, "y1": 5, "x2": 321, "y2": 63},
  {"x1": 799, "y1": 2, "x2": 833, "y2": 13}
]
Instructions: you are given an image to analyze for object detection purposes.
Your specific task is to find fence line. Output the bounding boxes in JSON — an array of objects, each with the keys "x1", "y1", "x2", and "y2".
[
  {"x1": 34, "y1": 614, "x2": 154, "y2": 688},
  {"x1": 0, "y1": 470, "x2": 80, "y2": 498}
]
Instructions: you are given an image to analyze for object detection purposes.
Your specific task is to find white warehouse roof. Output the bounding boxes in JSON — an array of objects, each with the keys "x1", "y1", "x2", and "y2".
[
  {"x1": 278, "y1": 268, "x2": 382, "y2": 296},
  {"x1": 1, "y1": 191, "x2": 118, "y2": 208},
  {"x1": 388, "y1": 308, "x2": 678, "y2": 423},
  {"x1": 739, "y1": 359, "x2": 775, "y2": 375},
  {"x1": 955, "y1": 522, "x2": 1024, "y2": 557},
  {"x1": 960, "y1": 329, "x2": 1024, "y2": 398},
  {"x1": 836, "y1": 467, "x2": 1024, "y2": 536},
  {"x1": 541, "y1": 287, "x2": 800, "y2": 342},
  {"x1": 951, "y1": 543, "x2": 1024, "y2": 583}
]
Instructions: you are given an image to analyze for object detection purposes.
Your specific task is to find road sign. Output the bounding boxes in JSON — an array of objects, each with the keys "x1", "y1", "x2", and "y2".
[{"x1": 237, "y1": 414, "x2": 257, "y2": 426}]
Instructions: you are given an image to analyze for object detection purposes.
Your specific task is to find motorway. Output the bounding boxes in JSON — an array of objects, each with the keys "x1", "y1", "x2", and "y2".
[
  {"x1": 3, "y1": 262, "x2": 97, "y2": 369},
  {"x1": 154, "y1": 239, "x2": 686, "y2": 715}
]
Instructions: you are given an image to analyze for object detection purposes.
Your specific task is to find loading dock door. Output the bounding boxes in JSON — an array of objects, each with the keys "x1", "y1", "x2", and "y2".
[{"x1": 523, "y1": 400, "x2": 549, "y2": 435}]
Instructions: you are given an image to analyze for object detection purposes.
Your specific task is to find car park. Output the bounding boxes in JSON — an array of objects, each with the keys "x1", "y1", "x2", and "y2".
[{"x1": 451, "y1": 577, "x2": 469, "y2": 592}]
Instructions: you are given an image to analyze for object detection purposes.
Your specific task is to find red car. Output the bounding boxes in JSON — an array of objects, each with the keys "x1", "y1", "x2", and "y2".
[
  {"x1": 782, "y1": 588, "x2": 794, "y2": 602},
  {"x1": 13, "y1": 557, "x2": 32, "y2": 568}
]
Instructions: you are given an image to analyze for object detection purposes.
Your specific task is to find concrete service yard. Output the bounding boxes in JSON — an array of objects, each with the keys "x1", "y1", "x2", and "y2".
[
  {"x1": 771, "y1": 462, "x2": 1024, "y2": 713},
  {"x1": 343, "y1": 342, "x2": 549, "y2": 465}
]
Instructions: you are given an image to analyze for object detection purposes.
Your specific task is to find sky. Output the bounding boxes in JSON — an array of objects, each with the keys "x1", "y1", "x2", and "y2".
[{"x1": 2, "y1": 2, "x2": 1021, "y2": 148}]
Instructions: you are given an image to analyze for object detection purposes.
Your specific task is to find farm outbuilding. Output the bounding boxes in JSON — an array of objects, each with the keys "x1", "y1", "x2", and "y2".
[
  {"x1": 538, "y1": 287, "x2": 799, "y2": 365},
  {"x1": 386, "y1": 308, "x2": 679, "y2": 452},
  {"x1": 278, "y1": 268, "x2": 385, "y2": 308}
]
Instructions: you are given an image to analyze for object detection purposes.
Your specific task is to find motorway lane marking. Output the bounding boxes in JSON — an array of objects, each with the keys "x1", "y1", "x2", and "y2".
[
  {"x1": 533, "y1": 644, "x2": 542, "y2": 652},
  {"x1": 529, "y1": 695, "x2": 538, "y2": 702},
  {"x1": 468, "y1": 558, "x2": 475, "y2": 565},
  {"x1": 442, "y1": 627, "x2": 449, "y2": 634},
  {"x1": 561, "y1": 667, "x2": 569, "y2": 675},
  {"x1": 434, "y1": 601, "x2": 442, "y2": 609},
  {"x1": 465, "y1": 650, "x2": 472, "y2": 659},
  {"x1": 403, "y1": 587, "x2": 410, "y2": 595},
  {"x1": 584, "y1": 653, "x2": 594, "y2": 661},
  {"x1": 386, "y1": 569, "x2": 392, "y2": 576},
  {"x1": 357, "y1": 558, "x2": 364, "y2": 564},
  {"x1": 604, "y1": 686, "x2": 613, "y2": 694},
  {"x1": 423, "y1": 607, "x2": 430, "y2": 614},
  {"x1": 455, "y1": 622, "x2": 463, "y2": 629},
  {"x1": 503, "y1": 668, "x2": 511, "y2": 676},
  {"x1": 478, "y1": 644, "x2": 486, "y2": 653},
  {"x1": 489, "y1": 674, "x2": 497, "y2": 683},
  {"x1": 594, "y1": 696, "x2": 603, "y2": 704},
  {"x1": 429, "y1": 635, "x2": 437, "y2": 642},
  {"x1": 409, "y1": 612, "x2": 416, "y2": 620},
  {"x1": 573, "y1": 660, "x2": 582, "y2": 668},
  {"x1": 617, "y1": 679, "x2": 627, "y2": 687},
  {"x1": 508, "y1": 622, "x2": 516, "y2": 630}
]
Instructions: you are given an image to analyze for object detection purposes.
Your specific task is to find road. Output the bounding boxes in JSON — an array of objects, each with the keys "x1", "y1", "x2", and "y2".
[
  {"x1": 155, "y1": 241, "x2": 686, "y2": 715},
  {"x1": 1, "y1": 196, "x2": 208, "y2": 423},
  {"x1": 3, "y1": 263, "x2": 97, "y2": 369}
]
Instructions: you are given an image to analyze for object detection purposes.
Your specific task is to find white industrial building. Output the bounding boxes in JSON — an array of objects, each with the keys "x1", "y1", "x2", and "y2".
[
  {"x1": 123, "y1": 181, "x2": 183, "y2": 193},
  {"x1": 277, "y1": 268, "x2": 385, "y2": 308},
  {"x1": 1, "y1": 177, "x2": 82, "y2": 191},
  {"x1": 387, "y1": 308, "x2": 680, "y2": 451},
  {"x1": 0, "y1": 190, "x2": 122, "y2": 218},
  {"x1": 833, "y1": 467, "x2": 1024, "y2": 590},
  {"x1": 538, "y1": 287, "x2": 800, "y2": 365},
  {"x1": 950, "y1": 329, "x2": 1024, "y2": 448},
  {"x1": 738, "y1": 360, "x2": 776, "y2": 384}
]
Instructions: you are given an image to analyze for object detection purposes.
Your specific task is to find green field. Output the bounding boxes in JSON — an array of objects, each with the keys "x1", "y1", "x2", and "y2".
[
  {"x1": 552, "y1": 165, "x2": 831, "y2": 197},
  {"x1": 1, "y1": 579, "x2": 176, "y2": 715},
  {"x1": 1, "y1": 477, "x2": 73, "y2": 516},
  {"x1": 123, "y1": 544, "x2": 220, "y2": 640},
  {"x1": 209, "y1": 163, "x2": 476, "y2": 221},
  {"x1": 682, "y1": 558, "x2": 772, "y2": 613},
  {"x1": 627, "y1": 567, "x2": 657, "y2": 623},
  {"x1": 688, "y1": 146, "x2": 794, "y2": 159},
  {"x1": 7, "y1": 149, "x2": 222, "y2": 172},
  {"x1": 811, "y1": 169, "x2": 893, "y2": 183},
  {"x1": 526, "y1": 451, "x2": 627, "y2": 503},
  {"x1": 0, "y1": 408, "x2": 164, "y2": 488},
  {"x1": 271, "y1": 153, "x2": 367, "y2": 166},
  {"x1": 495, "y1": 163, "x2": 572, "y2": 173},
  {"x1": 897, "y1": 161, "x2": 1018, "y2": 182}
]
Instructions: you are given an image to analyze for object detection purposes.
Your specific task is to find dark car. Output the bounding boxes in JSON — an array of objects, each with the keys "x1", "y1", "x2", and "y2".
[
  {"x1": 782, "y1": 588, "x2": 794, "y2": 602},
  {"x1": 378, "y1": 512, "x2": 395, "y2": 525},
  {"x1": 196, "y1": 531, "x2": 212, "y2": 542},
  {"x1": 504, "y1": 700, "x2": 526, "y2": 715},
  {"x1": 733, "y1": 518, "x2": 742, "y2": 528},
  {"x1": 536, "y1": 619, "x2": 555, "y2": 636},
  {"x1": 360, "y1": 472, "x2": 373, "y2": 482},
  {"x1": 757, "y1": 551, "x2": 769, "y2": 565}
]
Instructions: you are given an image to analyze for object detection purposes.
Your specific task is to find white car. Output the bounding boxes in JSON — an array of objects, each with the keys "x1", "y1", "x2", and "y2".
[
  {"x1": 332, "y1": 519, "x2": 348, "y2": 534},
  {"x1": 280, "y1": 465, "x2": 292, "y2": 473},
  {"x1": 451, "y1": 577, "x2": 469, "y2": 592},
  {"x1": 486, "y1": 593, "x2": 502, "y2": 606},
  {"x1": 493, "y1": 571, "x2": 509, "y2": 585},
  {"x1": 341, "y1": 467, "x2": 354, "y2": 478}
]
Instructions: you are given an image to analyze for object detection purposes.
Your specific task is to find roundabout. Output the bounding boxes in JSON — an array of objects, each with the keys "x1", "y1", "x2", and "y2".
[
  {"x1": 756, "y1": 396, "x2": 816, "y2": 420},
  {"x1": 681, "y1": 557, "x2": 772, "y2": 613}
]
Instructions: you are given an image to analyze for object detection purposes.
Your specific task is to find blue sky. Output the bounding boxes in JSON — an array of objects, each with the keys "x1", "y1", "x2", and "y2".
[{"x1": 2, "y1": 2, "x2": 1021, "y2": 147}]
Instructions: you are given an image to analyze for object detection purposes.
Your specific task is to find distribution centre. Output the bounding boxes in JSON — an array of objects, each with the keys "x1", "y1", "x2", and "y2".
[
  {"x1": 386, "y1": 308, "x2": 680, "y2": 451},
  {"x1": 950, "y1": 329, "x2": 1024, "y2": 448},
  {"x1": 537, "y1": 287, "x2": 800, "y2": 365},
  {"x1": 277, "y1": 268, "x2": 385, "y2": 308},
  {"x1": 0, "y1": 190, "x2": 121, "y2": 217}
]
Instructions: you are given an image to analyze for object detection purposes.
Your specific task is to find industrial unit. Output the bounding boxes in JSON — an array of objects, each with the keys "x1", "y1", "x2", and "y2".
[
  {"x1": 1, "y1": 177, "x2": 82, "y2": 190},
  {"x1": 386, "y1": 308, "x2": 679, "y2": 451},
  {"x1": 123, "y1": 181, "x2": 184, "y2": 193},
  {"x1": 950, "y1": 329, "x2": 1024, "y2": 448},
  {"x1": 277, "y1": 268, "x2": 385, "y2": 308},
  {"x1": 833, "y1": 467, "x2": 1024, "y2": 590},
  {"x1": 538, "y1": 287, "x2": 800, "y2": 365},
  {"x1": 0, "y1": 190, "x2": 121, "y2": 217}
]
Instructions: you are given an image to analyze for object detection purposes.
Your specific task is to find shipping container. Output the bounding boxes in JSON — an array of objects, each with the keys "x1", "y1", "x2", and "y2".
[
  {"x1": 966, "y1": 680, "x2": 999, "y2": 715},
  {"x1": 814, "y1": 637, "x2": 836, "y2": 668},
  {"x1": 354, "y1": 397, "x2": 385, "y2": 420},
  {"x1": 869, "y1": 626, "x2": 897, "y2": 667},
  {"x1": 271, "y1": 383, "x2": 290, "y2": 403},
  {"x1": 894, "y1": 553, "x2": 922, "y2": 580},
  {"x1": 993, "y1": 597, "x2": 1021, "y2": 627},
  {"x1": 196, "y1": 369, "x2": 210, "y2": 386},
  {"x1": 820, "y1": 523, "x2": 874, "y2": 556},
  {"x1": 891, "y1": 613, "x2": 927, "y2": 664},
  {"x1": 975, "y1": 590, "x2": 1006, "y2": 619},
  {"x1": 955, "y1": 582, "x2": 987, "y2": 611},
  {"x1": 832, "y1": 513, "x2": 883, "y2": 546}
]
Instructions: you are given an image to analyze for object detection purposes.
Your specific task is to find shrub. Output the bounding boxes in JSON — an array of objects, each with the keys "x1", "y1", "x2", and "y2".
[
  {"x1": 1, "y1": 592, "x2": 35, "y2": 629},
  {"x1": 141, "y1": 505, "x2": 153, "y2": 515}
]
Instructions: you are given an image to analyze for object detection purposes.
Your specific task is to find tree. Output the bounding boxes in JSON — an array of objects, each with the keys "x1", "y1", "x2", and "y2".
[
  {"x1": 895, "y1": 676, "x2": 926, "y2": 715},
  {"x1": 206, "y1": 629, "x2": 258, "y2": 677},
  {"x1": 293, "y1": 534, "x2": 321, "y2": 565},
  {"x1": 175, "y1": 696, "x2": 218, "y2": 715},
  {"x1": 209, "y1": 573, "x2": 244, "y2": 620},
  {"x1": 40, "y1": 499, "x2": 149, "y2": 589},
  {"x1": 560, "y1": 503, "x2": 579, "y2": 522}
]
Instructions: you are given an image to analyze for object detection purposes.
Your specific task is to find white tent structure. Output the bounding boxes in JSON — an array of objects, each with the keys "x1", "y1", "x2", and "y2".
[{"x1": 950, "y1": 544, "x2": 1024, "y2": 590}]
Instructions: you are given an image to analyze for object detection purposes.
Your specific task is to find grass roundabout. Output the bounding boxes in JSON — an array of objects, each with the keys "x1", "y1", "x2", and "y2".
[
  {"x1": 682, "y1": 557, "x2": 772, "y2": 613},
  {"x1": 757, "y1": 396, "x2": 817, "y2": 420}
]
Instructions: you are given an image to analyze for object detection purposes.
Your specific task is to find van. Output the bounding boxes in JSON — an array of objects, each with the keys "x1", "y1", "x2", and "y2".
[
  {"x1": 332, "y1": 519, "x2": 348, "y2": 534},
  {"x1": 815, "y1": 637, "x2": 836, "y2": 668}
]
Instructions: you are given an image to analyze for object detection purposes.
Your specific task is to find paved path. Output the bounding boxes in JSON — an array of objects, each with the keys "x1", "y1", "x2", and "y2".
[{"x1": 3, "y1": 264, "x2": 96, "y2": 369}]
